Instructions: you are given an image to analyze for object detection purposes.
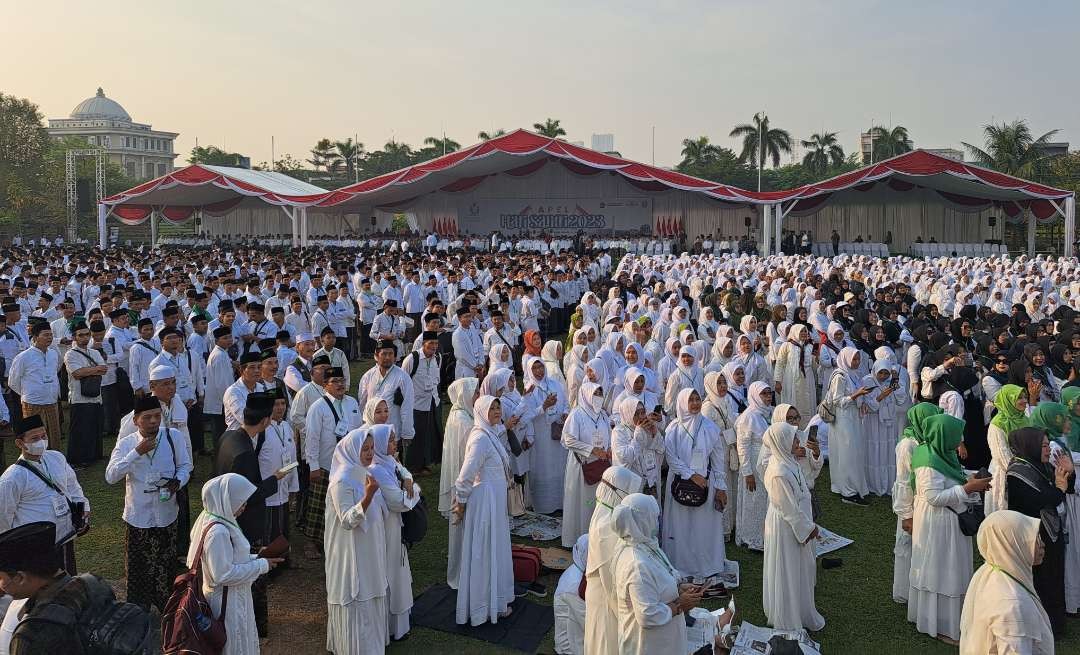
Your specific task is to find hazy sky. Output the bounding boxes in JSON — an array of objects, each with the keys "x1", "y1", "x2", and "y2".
[{"x1": 5, "y1": 0, "x2": 1078, "y2": 174}]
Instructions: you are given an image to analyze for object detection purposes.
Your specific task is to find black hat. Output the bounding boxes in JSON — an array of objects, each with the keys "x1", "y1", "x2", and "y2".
[
  {"x1": 258, "y1": 338, "x2": 277, "y2": 351},
  {"x1": 456, "y1": 307, "x2": 470, "y2": 317},
  {"x1": 320, "y1": 326, "x2": 335, "y2": 337},
  {"x1": 1, "y1": 303, "x2": 19, "y2": 314},
  {"x1": 162, "y1": 306, "x2": 179, "y2": 317},
  {"x1": 15, "y1": 414, "x2": 44, "y2": 436},
  {"x1": 375, "y1": 339, "x2": 396, "y2": 352},
  {"x1": 316, "y1": 294, "x2": 328, "y2": 303},
  {"x1": 245, "y1": 392, "x2": 275, "y2": 413},
  {"x1": 89, "y1": 319, "x2": 107, "y2": 332},
  {"x1": 325, "y1": 366, "x2": 345, "y2": 380},
  {"x1": 259, "y1": 349, "x2": 277, "y2": 362},
  {"x1": 158, "y1": 327, "x2": 182, "y2": 340},
  {"x1": 108, "y1": 308, "x2": 127, "y2": 319},
  {"x1": 311, "y1": 354, "x2": 332, "y2": 367},
  {"x1": 489, "y1": 309, "x2": 504, "y2": 318},
  {"x1": 249, "y1": 303, "x2": 264, "y2": 313},
  {"x1": 133, "y1": 395, "x2": 161, "y2": 414},
  {"x1": 270, "y1": 306, "x2": 284, "y2": 315},
  {"x1": 137, "y1": 318, "x2": 153, "y2": 328},
  {"x1": 383, "y1": 299, "x2": 398, "y2": 308},
  {"x1": 218, "y1": 300, "x2": 234, "y2": 312},
  {"x1": 213, "y1": 325, "x2": 232, "y2": 340},
  {"x1": 421, "y1": 330, "x2": 439, "y2": 342},
  {"x1": 239, "y1": 352, "x2": 261, "y2": 365},
  {"x1": 0, "y1": 522, "x2": 59, "y2": 573},
  {"x1": 275, "y1": 330, "x2": 291, "y2": 341}
]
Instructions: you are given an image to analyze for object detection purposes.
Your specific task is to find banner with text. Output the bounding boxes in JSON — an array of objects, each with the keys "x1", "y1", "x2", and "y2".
[{"x1": 457, "y1": 198, "x2": 653, "y2": 234}]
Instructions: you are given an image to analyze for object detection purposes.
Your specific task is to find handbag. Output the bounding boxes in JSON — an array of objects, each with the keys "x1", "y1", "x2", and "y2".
[
  {"x1": 72, "y1": 349, "x2": 103, "y2": 398},
  {"x1": 817, "y1": 399, "x2": 835, "y2": 423},
  {"x1": 506, "y1": 429, "x2": 523, "y2": 457},
  {"x1": 949, "y1": 504, "x2": 984, "y2": 537},
  {"x1": 161, "y1": 523, "x2": 229, "y2": 655},
  {"x1": 506, "y1": 482, "x2": 526, "y2": 517},
  {"x1": 574, "y1": 452, "x2": 610, "y2": 486},
  {"x1": 670, "y1": 474, "x2": 709, "y2": 507}
]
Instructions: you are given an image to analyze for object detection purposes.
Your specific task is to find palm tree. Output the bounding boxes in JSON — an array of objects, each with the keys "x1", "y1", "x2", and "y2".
[
  {"x1": 422, "y1": 136, "x2": 461, "y2": 155},
  {"x1": 332, "y1": 138, "x2": 363, "y2": 182},
  {"x1": 730, "y1": 112, "x2": 792, "y2": 190},
  {"x1": 962, "y1": 120, "x2": 1059, "y2": 179},
  {"x1": 867, "y1": 125, "x2": 912, "y2": 162},
  {"x1": 307, "y1": 137, "x2": 336, "y2": 173},
  {"x1": 478, "y1": 129, "x2": 506, "y2": 141},
  {"x1": 382, "y1": 140, "x2": 414, "y2": 169},
  {"x1": 679, "y1": 136, "x2": 722, "y2": 168},
  {"x1": 800, "y1": 132, "x2": 845, "y2": 174},
  {"x1": 533, "y1": 118, "x2": 566, "y2": 138}
]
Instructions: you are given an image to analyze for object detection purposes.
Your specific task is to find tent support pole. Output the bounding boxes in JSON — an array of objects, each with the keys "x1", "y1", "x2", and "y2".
[
  {"x1": 280, "y1": 206, "x2": 298, "y2": 249},
  {"x1": 97, "y1": 203, "x2": 107, "y2": 249},
  {"x1": 1065, "y1": 196, "x2": 1076, "y2": 258},
  {"x1": 1027, "y1": 208, "x2": 1036, "y2": 256},
  {"x1": 760, "y1": 205, "x2": 771, "y2": 256},
  {"x1": 301, "y1": 207, "x2": 308, "y2": 249},
  {"x1": 150, "y1": 210, "x2": 159, "y2": 249},
  {"x1": 774, "y1": 202, "x2": 785, "y2": 254}
]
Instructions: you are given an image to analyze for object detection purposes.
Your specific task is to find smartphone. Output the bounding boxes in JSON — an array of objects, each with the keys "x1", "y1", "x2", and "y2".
[
  {"x1": 807, "y1": 425, "x2": 818, "y2": 441},
  {"x1": 653, "y1": 405, "x2": 664, "y2": 416},
  {"x1": 276, "y1": 461, "x2": 300, "y2": 475}
]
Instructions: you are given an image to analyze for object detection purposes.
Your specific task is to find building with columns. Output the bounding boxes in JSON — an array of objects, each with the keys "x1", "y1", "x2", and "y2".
[{"x1": 47, "y1": 88, "x2": 179, "y2": 180}]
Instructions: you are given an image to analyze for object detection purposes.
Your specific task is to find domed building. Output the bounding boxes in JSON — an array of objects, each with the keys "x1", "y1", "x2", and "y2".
[{"x1": 48, "y1": 88, "x2": 179, "y2": 180}]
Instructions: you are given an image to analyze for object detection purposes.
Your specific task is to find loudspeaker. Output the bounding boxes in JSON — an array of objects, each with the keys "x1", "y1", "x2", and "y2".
[
  {"x1": 194, "y1": 215, "x2": 202, "y2": 228},
  {"x1": 988, "y1": 216, "x2": 997, "y2": 227},
  {"x1": 744, "y1": 216, "x2": 752, "y2": 227},
  {"x1": 76, "y1": 179, "x2": 93, "y2": 213},
  {"x1": 370, "y1": 216, "x2": 377, "y2": 226}
]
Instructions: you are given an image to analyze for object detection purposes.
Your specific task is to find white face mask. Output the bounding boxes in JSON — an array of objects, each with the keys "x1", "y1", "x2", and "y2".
[
  {"x1": 23, "y1": 439, "x2": 47, "y2": 457},
  {"x1": 589, "y1": 393, "x2": 604, "y2": 412}
]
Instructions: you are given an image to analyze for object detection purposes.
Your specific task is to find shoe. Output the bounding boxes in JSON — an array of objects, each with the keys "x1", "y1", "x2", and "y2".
[
  {"x1": 841, "y1": 495, "x2": 869, "y2": 506},
  {"x1": 525, "y1": 581, "x2": 547, "y2": 598},
  {"x1": 513, "y1": 583, "x2": 528, "y2": 598}
]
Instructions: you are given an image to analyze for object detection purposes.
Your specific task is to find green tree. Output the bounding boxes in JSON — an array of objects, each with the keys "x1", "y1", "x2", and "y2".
[
  {"x1": 866, "y1": 125, "x2": 912, "y2": 162},
  {"x1": 422, "y1": 136, "x2": 460, "y2": 155},
  {"x1": 333, "y1": 138, "x2": 364, "y2": 182},
  {"x1": 478, "y1": 129, "x2": 506, "y2": 141},
  {"x1": 306, "y1": 138, "x2": 336, "y2": 173},
  {"x1": 962, "y1": 120, "x2": 1059, "y2": 180},
  {"x1": 533, "y1": 118, "x2": 566, "y2": 138},
  {"x1": 800, "y1": 132, "x2": 845, "y2": 175},
  {"x1": 0, "y1": 92, "x2": 49, "y2": 228},
  {"x1": 188, "y1": 145, "x2": 248, "y2": 166},
  {"x1": 678, "y1": 136, "x2": 723, "y2": 168},
  {"x1": 730, "y1": 112, "x2": 792, "y2": 190}
]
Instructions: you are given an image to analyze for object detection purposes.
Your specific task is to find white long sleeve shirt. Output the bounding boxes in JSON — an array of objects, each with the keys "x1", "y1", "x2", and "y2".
[
  {"x1": 105, "y1": 427, "x2": 193, "y2": 528},
  {"x1": 258, "y1": 420, "x2": 299, "y2": 506},
  {"x1": 127, "y1": 339, "x2": 161, "y2": 394},
  {"x1": 304, "y1": 394, "x2": 361, "y2": 471},
  {"x1": 203, "y1": 346, "x2": 235, "y2": 415},
  {"x1": 0, "y1": 451, "x2": 89, "y2": 542},
  {"x1": 8, "y1": 345, "x2": 60, "y2": 405},
  {"x1": 223, "y1": 379, "x2": 258, "y2": 432}
]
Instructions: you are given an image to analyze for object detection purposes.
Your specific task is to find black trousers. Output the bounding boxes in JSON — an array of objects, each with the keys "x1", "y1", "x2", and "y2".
[
  {"x1": 345, "y1": 326, "x2": 357, "y2": 360},
  {"x1": 188, "y1": 400, "x2": 206, "y2": 454},
  {"x1": 360, "y1": 323, "x2": 374, "y2": 356},
  {"x1": 208, "y1": 413, "x2": 226, "y2": 454},
  {"x1": 67, "y1": 402, "x2": 103, "y2": 465},
  {"x1": 101, "y1": 383, "x2": 119, "y2": 435},
  {"x1": 407, "y1": 408, "x2": 438, "y2": 470}
]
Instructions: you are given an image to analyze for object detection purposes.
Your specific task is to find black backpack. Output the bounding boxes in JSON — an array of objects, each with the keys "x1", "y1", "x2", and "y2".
[
  {"x1": 22, "y1": 574, "x2": 158, "y2": 655},
  {"x1": 396, "y1": 469, "x2": 428, "y2": 548}
]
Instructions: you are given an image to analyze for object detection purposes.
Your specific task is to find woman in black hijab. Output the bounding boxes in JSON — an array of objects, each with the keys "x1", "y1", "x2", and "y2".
[
  {"x1": 850, "y1": 322, "x2": 875, "y2": 360},
  {"x1": 1048, "y1": 343, "x2": 1074, "y2": 385},
  {"x1": 1024, "y1": 343, "x2": 1061, "y2": 402},
  {"x1": 950, "y1": 317, "x2": 977, "y2": 353},
  {"x1": 1006, "y1": 426, "x2": 1076, "y2": 636}
]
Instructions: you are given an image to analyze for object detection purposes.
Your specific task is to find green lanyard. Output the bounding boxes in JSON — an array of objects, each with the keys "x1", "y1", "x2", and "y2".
[
  {"x1": 204, "y1": 511, "x2": 241, "y2": 530},
  {"x1": 988, "y1": 564, "x2": 1039, "y2": 601}
]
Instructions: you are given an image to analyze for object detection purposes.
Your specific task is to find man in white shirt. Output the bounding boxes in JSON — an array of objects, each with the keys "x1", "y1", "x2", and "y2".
[
  {"x1": 284, "y1": 332, "x2": 317, "y2": 394},
  {"x1": 301, "y1": 366, "x2": 360, "y2": 551},
  {"x1": 355, "y1": 277, "x2": 381, "y2": 357},
  {"x1": 127, "y1": 318, "x2": 161, "y2": 397},
  {"x1": 63, "y1": 320, "x2": 107, "y2": 466},
  {"x1": 0, "y1": 414, "x2": 89, "y2": 574},
  {"x1": 402, "y1": 270, "x2": 426, "y2": 343},
  {"x1": 223, "y1": 352, "x2": 261, "y2": 432},
  {"x1": 356, "y1": 340, "x2": 415, "y2": 442},
  {"x1": 483, "y1": 309, "x2": 520, "y2": 355},
  {"x1": 451, "y1": 307, "x2": 485, "y2": 379},
  {"x1": 105, "y1": 395, "x2": 192, "y2": 611},
  {"x1": 202, "y1": 326, "x2": 236, "y2": 445},
  {"x1": 313, "y1": 327, "x2": 350, "y2": 392},
  {"x1": 371, "y1": 299, "x2": 407, "y2": 360},
  {"x1": 8, "y1": 321, "x2": 61, "y2": 451},
  {"x1": 400, "y1": 331, "x2": 440, "y2": 473}
]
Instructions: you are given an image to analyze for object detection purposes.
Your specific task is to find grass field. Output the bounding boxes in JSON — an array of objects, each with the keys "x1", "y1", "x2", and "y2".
[{"x1": 11, "y1": 355, "x2": 1079, "y2": 654}]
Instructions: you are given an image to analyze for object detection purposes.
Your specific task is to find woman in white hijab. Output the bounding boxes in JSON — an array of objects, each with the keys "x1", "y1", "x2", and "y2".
[
  {"x1": 187, "y1": 474, "x2": 277, "y2": 655},
  {"x1": 523, "y1": 355, "x2": 570, "y2": 514},
  {"x1": 554, "y1": 534, "x2": 589, "y2": 655},
  {"x1": 705, "y1": 336, "x2": 735, "y2": 374},
  {"x1": 959, "y1": 510, "x2": 1054, "y2": 655},
  {"x1": 488, "y1": 343, "x2": 512, "y2": 373},
  {"x1": 702, "y1": 371, "x2": 740, "y2": 539},
  {"x1": 561, "y1": 381, "x2": 612, "y2": 547},
  {"x1": 564, "y1": 343, "x2": 590, "y2": 409},
  {"x1": 655, "y1": 337, "x2": 682, "y2": 385},
  {"x1": 612, "y1": 493, "x2": 696, "y2": 655},
  {"x1": 584, "y1": 466, "x2": 643, "y2": 655},
  {"x1": 663, "y1": 346, "x2": 705, "y2": 416},
  {"x1": 721, "y1": 361, "x2": 748, "y2": 414},
  {"x1": 617, "y1": 342, "x2": 658, "y2": 397},
  {"x1": 825, "y1": 346, "x2": 874, "y2": 504},
  {"x1": 861, "y1": 358, "x2": 906, "y2": 496},
  {"x1": 818, "y1": 321, "x2": 850, "y2": 388},
  {"x1": 452, "y1": 395, "x2": 515, "y2": 625},
  {"x1": 734, "y1": 333, "x2": 773, "y2": 388},
  {"x1": 324, "y1": 428, "x2": 389, "y2": 655},
  {"x1": 584, "y1": 357, "x2": 616, "y2": 413},
  {"x1": 761, "y1": 421, "x2": 825, "y2": 632},
  {"x1": 542, "y1": 340, "x2": 567, "y2": 387},
  {"x1": 367, "y1": 424, "x2": 419, "y2": 640},
  {"x1": 696, "y1": 306, "x2": 720, "y2": 352},
  {"x1": 734, "y1": 381, "x2": 774, "y2": 550},
  {"x1": 772, "y1": 324, "x2": 818, "y2": 428},
  {"x1": 441, "y1": 377, "x2": 479, "y2": 588},
  {"x1": 662, "y1": 387, "x2": 734, "y2": 578},
  {"x1": 611, "y1": 396, "x2": 665, "y2": 494}
]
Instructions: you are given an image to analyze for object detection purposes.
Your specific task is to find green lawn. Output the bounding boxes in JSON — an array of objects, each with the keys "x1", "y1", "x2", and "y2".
[{"x1": 13, "y1": 355, "x2": 1078, "y2": 654}]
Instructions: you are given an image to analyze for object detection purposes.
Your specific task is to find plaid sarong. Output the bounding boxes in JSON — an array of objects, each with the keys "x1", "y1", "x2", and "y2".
[
  {"x1": 125, "y1": 521, "x2": 177, "y2": 612},
  {"x1": 300, "y1": 476, "x2": 329, "y2": 547}
]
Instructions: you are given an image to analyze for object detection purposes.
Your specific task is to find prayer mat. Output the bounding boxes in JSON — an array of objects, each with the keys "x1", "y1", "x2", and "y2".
[
  {"x1": 509, "y1": 511, "x2": 561, "y2": 542},
  {"x1": 411, "y1": 583, "x2": 554, "y2": 653},
  {"x1": 537, "y1": 547, "x2": 572, "y2": 571}
]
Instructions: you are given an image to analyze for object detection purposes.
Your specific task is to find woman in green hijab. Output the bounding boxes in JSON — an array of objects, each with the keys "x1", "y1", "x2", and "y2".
[
  {"x1": 986, "y1": 384, "x2": 1031, "y2": 516},
  {"x1": 1061, "y1": 386, "x2": 1080, "y2": 452},
  {"x1": 908, "y1": 413, "x2": 991, "y2": 644},
  {"x1": 891, "y1": 402, "x2": 943, "y2": 604},
  {"x1": 1029, "y1": 401, "x2": 1071, "y2": 452}
]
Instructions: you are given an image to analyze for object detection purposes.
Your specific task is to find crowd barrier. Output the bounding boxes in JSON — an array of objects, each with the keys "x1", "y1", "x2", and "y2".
[{"x1": 909, "y1": 242, "x2": 1007, "y2": 257}]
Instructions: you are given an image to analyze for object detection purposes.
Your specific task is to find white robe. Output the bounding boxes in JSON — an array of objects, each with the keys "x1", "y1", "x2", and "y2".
[
  {"x1": 861, "y1": 381, "x2": 905, "y2": 496},
  {"x1": 561, "y1": 406, "x2": 610, "y2": 547},
  {"x1": 907, "y1": 468, "x2": 973, "y2": 641},
  {"x1": 825, "y1": 371, "x2": 869, "y2": 497},
  {"x1": 734, "y1": 409, "x2": 770, "y2": 550},
  {"x1": 612, "y1": 544, "x2": 688, "y2": 655},
  {"x1": 763, "y1": 458, "x2": 824, "y2": 631},
  {"x1": 453, "y1": 428, "x2": 514, "y2": 625},
  {"x1": 324, "y1": 484, "x2": 389, "y2": 654},
  {"x1": 197, "y1": 523, "x2": 270, "y2": 655},
  {"x1": 773, "y1": 342, "x2": 817, "y2": 427},
  {"x1": 661, "y1": 417, "x2": 732, "y2": 577},
  {"x1": 369, "y1": 461, "x2": 415, "y2": 640},
  {"x1": 702, "y1": 398, "x2": 739, "y2": 536},
  {"x1": 524, "y1": 380, "x2": 569, "y2": 514},
  {"x1": 891, "y1": 437, "x2": 918, "y2": 603},
  {"x1": 984, "y1": 423, "x2": 1011, "y2": 516}
]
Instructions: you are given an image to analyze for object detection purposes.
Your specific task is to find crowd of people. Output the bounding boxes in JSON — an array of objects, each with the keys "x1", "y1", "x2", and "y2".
[{"x1": 0, "y1": 237, "x2": 1075, "y2": 654}]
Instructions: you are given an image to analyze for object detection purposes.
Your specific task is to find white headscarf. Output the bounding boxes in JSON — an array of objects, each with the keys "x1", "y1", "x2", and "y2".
[
  {"x1": 746, "y1": 380, "x2": 773, "y2": 419},
  {"x1": 480, "y1": 367, "x2": 512, "y2": 398},
  {"x1": 328, "y1": 427, "x2": 373, "y2": 515},
  {"x1": 586, "y1": 465, "x2": 644, "y2": 578},
  {"x1": 555, "y1": 533, "x2": 590, "y2": 596},
  {"x1": 488, "y1": 343, "x2": 512, "y2": 371},
  {"x1": 762, "y1": 420, "x2": 806, "y2": 493},
  {"x1": 835, "y1": 346, "x2": 863, "y2": 390},
  {"x1": 959, "y1": 510, "x2": 1053, "y2": 655},
  {"x1": 612, "y1": 492, "x2": 661, "y2": 549},
  {"x1": 187, "y1": 473, "x2": 256, "y2": 566}
]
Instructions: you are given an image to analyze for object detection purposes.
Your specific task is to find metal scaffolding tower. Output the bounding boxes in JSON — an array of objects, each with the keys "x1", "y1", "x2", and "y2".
[{"x1": 65, "y1": 148, "x2": 106, "y2": 243}]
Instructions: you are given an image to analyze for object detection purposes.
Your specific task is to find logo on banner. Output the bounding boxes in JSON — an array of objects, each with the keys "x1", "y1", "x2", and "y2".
[{"x1": 498, "y1": 204, "x2": 607, "y2": 230}]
